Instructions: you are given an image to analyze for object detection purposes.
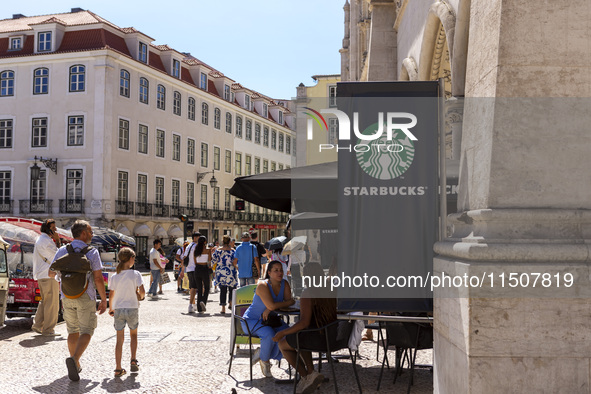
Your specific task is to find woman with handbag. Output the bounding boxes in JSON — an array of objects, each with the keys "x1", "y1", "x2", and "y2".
[
  {"x1": 212, "y1": 235, "x2": 237, "y2": 314},
  {"x1": 240, "y1": 260, "x2": 294, "y2": 378}
]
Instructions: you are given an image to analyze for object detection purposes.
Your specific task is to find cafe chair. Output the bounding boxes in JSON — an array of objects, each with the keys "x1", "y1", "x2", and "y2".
[
  {"x1": 293, "y1": 320, "x2": 363, "y2": 394},
  {"x1": 376, "y1": 321, "x2": 433, "y2": 393}
]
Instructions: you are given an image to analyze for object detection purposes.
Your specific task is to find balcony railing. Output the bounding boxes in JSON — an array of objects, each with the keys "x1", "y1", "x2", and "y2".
[
  {"x1": 0, "y1": 200, "x2": 13, "y2": 214},
  {"x1": 153, "y1": 204, "x2": 170, "y2": 217},
  {"x1": 19, "y1": 199, "x2": 53, "y2": 214},
  {"x1": 116, "y1": 200, "x2": 134, "y2": 215},
  {"x1": 59, "y1": 199, "x2": 85, "y2": 214},
  {"x1": 135, "y1": 202, "x2": 152, "y2": 217}
]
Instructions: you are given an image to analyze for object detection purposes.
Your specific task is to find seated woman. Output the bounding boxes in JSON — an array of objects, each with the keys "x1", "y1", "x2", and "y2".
[
  {"x1": 240, "y1": 260, "x2": 295, "y2": 378},
  {"x1": 273, "y1": 262, "x2": 337, "y2": 394}
]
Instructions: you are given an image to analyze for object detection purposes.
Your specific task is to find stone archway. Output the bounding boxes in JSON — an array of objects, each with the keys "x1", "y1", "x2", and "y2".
[{"x1": 401, "y1": 57, "x2": 419, "y2": 81}]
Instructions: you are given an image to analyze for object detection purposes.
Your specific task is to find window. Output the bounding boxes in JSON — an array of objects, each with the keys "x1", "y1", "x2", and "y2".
[
  {"x1": 117, "y1": 171, "x2": 128, "y2": 202},
  {"x1": 139, "y1": 77, "x2": 149, "y2": 104},
  {"x1": 119, "y1": 69, "x2": 130, "y2": 97},
  {"x1": 157, "y1": 85, "x2": 165, "y2": 110},
  {"x1": 278, "y1": 111, "x2": 283, "y2": 125},
  {"x1": 279, "y1": 164, "x2": 284, "y2": 170},
  {"x1": 201, "y1": 143, "x2": 208, "y2": 167},
  {"x1": 172, "y1": 134, "x2": 181, "y2": 161},
  {"x1": 138, "y1": 42, "x2": 148, "y2": 63},
  {"x1": 118, "y1": 119, "x2": 129, "y2": 150},
  {"x1": 137, "y1": 174, "x2": 147, "y2": 203},
  {"x1": 278, "y1": 133, "x2": 284, "y2": 152},
  {"x1": 67, "y1": 116, "x2": 84, "y2": 146},
  {"x1": 329, "y1": 85, "x2": 337, "y2": 107},
  {"x1": 254, "y1": 157, "x2": 260, "y2": 174},
  {"x1": 271, "y1": 162, "x2": 276, "y2": 172},
  {"x1": 225, "y1": 150, "x2": 231, "y2": 173},
  {"x1": 0, "y1": 119, "x2": 13, "y2": 148},
  {"x1": 235, "y1": 153, "x2": 242, "y2": 176},
  {"x1": 200, "y1": 72, "x2": 207, "y2": 90},
  {"x1": 286, "y1": 136, "x2": 291, "y2": 154},
  {"x1": 155, "y1": 177, "x2": 164, "y2": 206},
  {"x1": 329, "y1": 118, "x2": 338, "y2": 144},
  {"x1": 255, "y1": 123, "x2": 261, "y2": 144},
  {"x1": 187, "y1": 182, "x2": 195, "y2": 208},
  {"x1": 188, "y1": 97, "x2": 196, "y2": 120},
  {"x1": 224, "y1": 188, "x2": 231, "y2": 211},
  {"x1": 38, "y1": 32, "x2": 52, "y2": 52},
  {"x1": 214, "y1": 108, "x2": 221, "y2": 130},
  {"x1": 172, "y1": 180, "x2": 180, "y2": 206},
  {"x1": 30, "y1": 169, "x2": 46, "y2": 202},
  {"x1": 245, "y1": 119, "x2": 252, "y2": 140},
  {"x1": 10, "y1": 37, "x2": 21, "y2": 50},
  {"x1": 138, "y1": 124, "x2": 148, "y2": 154},
  {"x1": 236, "y1": 116, "x2": 243, "y2": 138},
  {"x1": 66, "y1": 169, "x2": 83, "y2": 202},
  {"x1": 200, "y1": 184, "x2": 207, "y2": 209},
  {"x1": 271, "y1": 129, "x2": 277, "y2": 150},
  {"x1": 156, "y1": 129, "x2": 165, "y2": 158},
  {"x1": 263, "y1": 126, "x2": 269, "y2": 147},
  {"x1": 32, "y1": 117, "x2": 48, "y2": 146},
  {"x1": 224, "y1": 84, "x2": 231, "y2": 101},
  {"x1": 34, "y1": 68, "x2": 49, "y2": 95},
  {"x1": 244, "y1": 94, "x2": 251, "y2": 110},
  {"x1": 201, "y1": 103, "x2": 208, "y2": 124},
  {"x1": 172, "y1": 60, "x2": 180, "y2": 78},
  {"x1": 214, "y1": 147, "x2": 220, "y2": 171},
  {"x1": 262, "y1": 103, "x2": 268, "y2": 117},
  {"x1": 213, "y1": 187, "x2": 220, "y2": 210},
  {"x1": 263, "y1": 159, "x2": 268, "y2": 173},
  {"x1": 187, "y1": 138, "x2": 195, "y2": 164},
  {"x1": 69, "y1": 65, "x2": 85, "y2": 92},
  {"x1": 245, "y1": 155, "x2": 251, "y2": 176},
  {"x1": 0, "y1": 71, "x2": 14, "y2": 96},
  {"x1": 173, "y1": 91, "x2": 181, "y2": 116},
  {"x1": 225, "y1": 112, "x2": 232, "y2": 134}
]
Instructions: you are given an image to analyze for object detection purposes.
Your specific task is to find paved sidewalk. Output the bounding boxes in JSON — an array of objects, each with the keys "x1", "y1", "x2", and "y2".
[{"x1": 0, "y1": 275, "x2": 433, "y2": 393}]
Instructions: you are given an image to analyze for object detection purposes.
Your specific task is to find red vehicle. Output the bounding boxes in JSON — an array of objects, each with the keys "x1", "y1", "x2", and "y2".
[{"x1": 7, "y1": 277, "x2": 41, "y2": 318}]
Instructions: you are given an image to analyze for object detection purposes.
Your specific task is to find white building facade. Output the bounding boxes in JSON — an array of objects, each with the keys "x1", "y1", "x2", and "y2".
[{"x1": 0, "y1": 9, "x2": 294, "y2": 261}]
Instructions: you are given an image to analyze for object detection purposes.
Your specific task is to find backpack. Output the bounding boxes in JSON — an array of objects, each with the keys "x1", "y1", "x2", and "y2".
[{"x1": 50, "y1": 244, "x2": 94, "y2": 299}]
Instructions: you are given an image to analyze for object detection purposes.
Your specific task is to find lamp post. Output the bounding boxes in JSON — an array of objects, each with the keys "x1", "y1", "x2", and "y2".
[
  {"x1": 31, "y1": 156, "x2": 58, "y2": 180},
  {"x1": 196, "y1": 169, "x2": 218, "y2": 240}
]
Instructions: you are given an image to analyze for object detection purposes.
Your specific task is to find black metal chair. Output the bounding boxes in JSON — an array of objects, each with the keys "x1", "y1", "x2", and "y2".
[
  {"x1": 228, "y1": 303, "x2": 260, "y2": 384},
  {"x1": 376, "y1": 321, "x2": 433, "y2": 393},
  {"x1": 292, "y1": 320, "x2": 363, "y2": 393}
]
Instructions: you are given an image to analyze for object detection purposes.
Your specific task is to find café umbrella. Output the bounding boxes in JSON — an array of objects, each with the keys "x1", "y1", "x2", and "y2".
[{"x1": 264, "y1": 236, "x2": 287, "y2": 251}]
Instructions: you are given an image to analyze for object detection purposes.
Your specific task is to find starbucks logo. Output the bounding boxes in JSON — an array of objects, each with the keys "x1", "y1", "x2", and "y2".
[{"x1": 355, "y1": 123, "x2": 415, "y2": 180}]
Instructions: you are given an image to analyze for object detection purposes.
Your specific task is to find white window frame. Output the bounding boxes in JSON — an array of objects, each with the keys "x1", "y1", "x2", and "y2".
[
  {"x1": 172, "y1": 133, "x2": 181, "y2": 161},
  {"x1": 118, "y1": 118, "x2": 129, "y2": 150},
  {"x1": 33, "y1": 68, "x2": 49, "y2": 95},
  {"x1": 156, "y1": 129, "x2": 165, "y2": 158},
  {"x1": 138, "y1": 124, "x2": 148, "y2": 154},
  {"x1": 38, "y1": 31, "x2": 52, "y2": 52},
  {"x1": 187, "y1": 138, "x2": 195, "y2": 164},
  {"x1": 67, "y1": 115, "x2": 84, "y2": 146}
]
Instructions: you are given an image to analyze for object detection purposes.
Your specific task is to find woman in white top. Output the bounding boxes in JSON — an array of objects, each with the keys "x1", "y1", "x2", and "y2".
[
  {"x1": 192, "y1": 236, "x2": 212, "y2": 313},
  {"x1": 109, "y1": 247, "x2": 145, "y2": 377}
]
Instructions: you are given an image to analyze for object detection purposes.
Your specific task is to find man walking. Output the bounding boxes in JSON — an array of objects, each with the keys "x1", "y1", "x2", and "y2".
[
  {"x1": 148, "y1": 239, "x2": 163, "y2": 299},
  {"x1": 182, "y1": 232, "x2": 201, "y2": 313},
  {"x1": 52, "y1": 220, "x2": 107, "y2": 381},
  {"x1": 31, "y1": 219, "x2": 61, "y2": 336},
  {"x1": 232, "y1": 232, "x2": 260, "y2": 287}
]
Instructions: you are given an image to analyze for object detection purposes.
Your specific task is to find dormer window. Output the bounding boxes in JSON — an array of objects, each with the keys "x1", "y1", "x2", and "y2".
[
  {"x1": 172, "y1": 60, "x2": 180, "y2": 78},
  {"x1": 9, "y1": 37, "x2": 22, "y2": 50},
  {"x1": 224, "y1": 85, "x2": 231, "y2": 101},
  {"x1": 38, "y1": 32, "x2": 52, "y2": 52},
  {"x1": 262, "y1": 103, "x2": 268, "y2": 118},
  {"x1": 139, "y1": 42, "x2": 148, "y2": 63},
  {"x1": 244, "y1": 94, "x2": 251, "y2": 111},
  {"x1": 200, "y1": 73, "x2": 207, "y2": 90},
  {"x1": 278, "y1": 111, "x2": 283, "y2": 125}
]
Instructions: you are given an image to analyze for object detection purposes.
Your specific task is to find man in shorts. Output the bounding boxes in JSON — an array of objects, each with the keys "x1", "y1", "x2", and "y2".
[{"x1": 52, "y1": 220, "x2": 107, "y2": 381}]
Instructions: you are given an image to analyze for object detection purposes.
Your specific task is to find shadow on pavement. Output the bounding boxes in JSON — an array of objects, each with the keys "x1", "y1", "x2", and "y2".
[
  {"x1": 19, "y1": 334, "x2": 65, "y2": 348},
  {"x1": 100, "y1": 373, "x2": 141, "y2": 393},
  {"x1": 0, "y1": 317, "x2": 34, "y2": 341},
  {"x1": 32, "y1": 376, "x2": 99, "y2": 393}
]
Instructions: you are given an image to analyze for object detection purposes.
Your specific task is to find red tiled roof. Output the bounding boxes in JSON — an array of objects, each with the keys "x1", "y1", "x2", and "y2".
[
  {"x1": 152, "y1": 44, "x2": 172, "y2": 51},
  {"x1": 56, "y1": 29, "x2": 130, "y2": 56},
  {"x1": 181, "y1": 67, "x2": 195, "y2": 85},
  {"x1": 0, "y1": 34, "x2": 34, "y2": 57},
  {"x1": 209, "y1": 70, "x2": 224, "y2": 78},
  {"x1": 29, "y1": 17, "x2": 67, "y2": 26},
  {"x1": 207, "y1": 80, "x2": 220, "y2": 97},
  {"x1": 103, "y1": 29, "x2": 131, "y2": 56},
  {"x1": 121, "y1": 27, "x2": 138, "y2": 33},
  {"x1": 148, "y1": 51, "x2": 166, "y2": 73}
]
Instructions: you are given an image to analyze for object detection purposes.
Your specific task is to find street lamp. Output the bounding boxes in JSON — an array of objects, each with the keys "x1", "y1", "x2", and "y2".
[
  {"x1": 196, "y1": 169, "x2": 218, "y2": 240},
  {"x1": 31, "y1": 156, "x2": 58, "y2": 181}
]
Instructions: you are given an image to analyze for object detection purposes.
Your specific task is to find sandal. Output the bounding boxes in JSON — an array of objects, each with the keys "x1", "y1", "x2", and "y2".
[
  {"x1": 114, "y1": 368, "x2": 127, "y2": 377},
  {"x1": 130, "y1": 359, "x2": 139, "y2": 372}
]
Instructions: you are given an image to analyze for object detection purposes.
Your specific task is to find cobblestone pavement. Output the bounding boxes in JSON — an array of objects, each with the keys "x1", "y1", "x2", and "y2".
[{"x1": 0, "y1": 274, "x2": 433, "y2": 393}]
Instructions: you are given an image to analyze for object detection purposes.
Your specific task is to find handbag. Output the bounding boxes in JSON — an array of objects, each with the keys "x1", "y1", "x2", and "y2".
[
  {"x1": 161, "y1": 272, "x2": 171, "y2": 284},
  {"x1": 250, "y1": 244, "x2": 259, "y2": 278},
  {"x1": 261, "y1": 311, "x2": 283, "y2": 328}
]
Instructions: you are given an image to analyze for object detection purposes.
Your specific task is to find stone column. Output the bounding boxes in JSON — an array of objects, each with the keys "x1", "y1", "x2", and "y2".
[
  {"x1": 434, "y1": 0, "x2": 591, "y2": 392},
  {"x1": 366, "y1": 0, "x2": 397, "y2": 81}
]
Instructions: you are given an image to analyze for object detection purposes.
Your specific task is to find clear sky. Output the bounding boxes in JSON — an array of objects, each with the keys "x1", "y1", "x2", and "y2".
[{"x1": 2, "y1": 0, "x2": 345, "y2": 100}]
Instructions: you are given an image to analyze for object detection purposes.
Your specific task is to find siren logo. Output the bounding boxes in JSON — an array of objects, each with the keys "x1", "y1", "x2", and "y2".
[{"x1": 304, "y1": 108, "x2": 417, "y2": 180}]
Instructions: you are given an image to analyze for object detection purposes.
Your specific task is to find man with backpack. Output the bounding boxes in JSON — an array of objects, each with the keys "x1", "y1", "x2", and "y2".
[{"x1": 50, "y1": 220, "x2": 107, "y2": 382}]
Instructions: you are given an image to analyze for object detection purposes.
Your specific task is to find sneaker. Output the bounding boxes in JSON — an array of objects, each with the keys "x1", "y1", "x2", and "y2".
[
  {"x1": 31, "y1": 327, "x2": 42, "y2": 334},
  {"x1": 259, "y1": 360, "x2": 273, "y2": 378},
  {"x1": 251, "y1": 348, "x2": 261, "y2": 365},
  {"x1": 188, "y1": 304, "x2": 195, "y2": 313},
  {"x1": 296, "y1": 375, "x2": 309, "y2": 394},
  {"x1": 199, "y1": 301, "x2": 206, "y2": 312},
  {"x1": 305, "y1": 371, "x2": 325, "y2": 393}
]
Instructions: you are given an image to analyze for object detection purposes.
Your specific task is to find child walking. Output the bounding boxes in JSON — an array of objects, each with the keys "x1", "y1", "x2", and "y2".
[{"x1": 109, "y1": 247, "x2": 145, "y2": 377}]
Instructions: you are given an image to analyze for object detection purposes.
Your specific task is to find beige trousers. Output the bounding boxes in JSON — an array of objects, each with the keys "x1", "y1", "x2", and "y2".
[{"x1": 32, "y1": 278, "x2": 60, "y2": 334}]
